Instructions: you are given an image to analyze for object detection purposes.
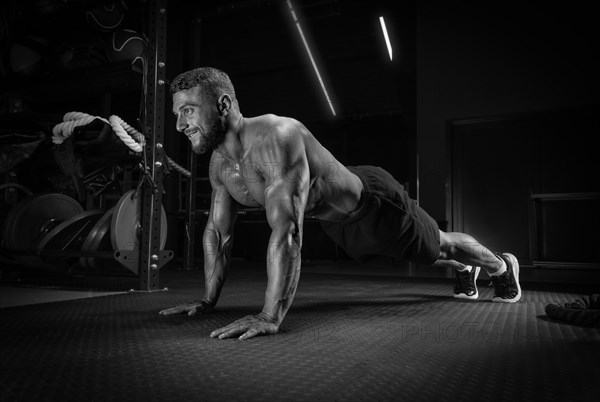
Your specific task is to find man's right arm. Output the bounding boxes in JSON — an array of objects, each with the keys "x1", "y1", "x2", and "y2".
[
  {"x1": 160, "y1": 155, "x2": 238, "y2": 316},
  {"x1": 201, "y1": 180, "x2": 238, "y2": 307}
]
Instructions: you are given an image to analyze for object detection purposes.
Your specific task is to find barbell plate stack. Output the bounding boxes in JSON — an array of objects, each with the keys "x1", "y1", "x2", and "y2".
[
  {"x1": 1, "y1": 193, "x2": 84, "y2": 267},
  {"x1": 37, "y1": 209, "x2": 105, "y2": 268}
]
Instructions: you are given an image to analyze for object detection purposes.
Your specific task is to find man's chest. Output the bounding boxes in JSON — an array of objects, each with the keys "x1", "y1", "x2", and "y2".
[{"x1": 219, "y1": 162, "x2": 265, "y2": 207}]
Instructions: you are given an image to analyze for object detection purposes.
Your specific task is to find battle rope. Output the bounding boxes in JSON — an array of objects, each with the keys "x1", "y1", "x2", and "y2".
[
  {"x1": 164, "y1": 155, "x2": 191, "y2": 178},
  {"x1": 51, "y1": 112, "x2": 191, "y2": 177},
  {"x1": 108, "y1": 115, "x2": 144, "y2": 152},
  {"x1": 51, "y1": 112, "x2": 109, "y2": 145},
  {"x1": 109, "y1": 115, "x2": 191, "y2": 178},
  {"x1": 109, "y1": 115, "x2": 191, "y2": 177}
]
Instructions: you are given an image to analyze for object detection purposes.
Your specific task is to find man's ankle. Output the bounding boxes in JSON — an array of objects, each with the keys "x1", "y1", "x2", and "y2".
[{"x1": 489, "y1": 256, "x2": 507, "y2": 277}]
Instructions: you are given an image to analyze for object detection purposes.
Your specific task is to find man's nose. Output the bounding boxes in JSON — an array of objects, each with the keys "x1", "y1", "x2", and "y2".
[{"x1": 176, "y1": 116, "x2": 187, "y2": 132}]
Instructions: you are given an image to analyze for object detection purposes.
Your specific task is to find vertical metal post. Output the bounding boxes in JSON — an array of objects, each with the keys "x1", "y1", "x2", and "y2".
[{"x1": 139, "y1": 0, "x2": 168, "y2": 291}]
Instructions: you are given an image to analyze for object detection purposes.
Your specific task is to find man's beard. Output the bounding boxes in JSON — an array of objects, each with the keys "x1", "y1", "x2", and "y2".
[{"x1": 192, "y1": 117, "x2": 226, "y2": 154}]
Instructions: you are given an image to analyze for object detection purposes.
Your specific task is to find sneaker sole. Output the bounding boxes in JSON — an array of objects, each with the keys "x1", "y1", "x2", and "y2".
[
  {"x1": 453, "y1": 266, "x2": 480, "y2": 300},
  {"x1": 492, "y1": 253, "x2": 521, "y2": 303}
]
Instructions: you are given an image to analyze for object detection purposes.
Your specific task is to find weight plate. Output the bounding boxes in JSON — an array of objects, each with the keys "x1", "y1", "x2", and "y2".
[
  {"x1": 111, "y1": 190, "x2": 167, "y2": 251},
  {"x1": 1, "y1": 193, "x2": 83, "y2": 267},
  {"x1": 37, "y1": 209, "x2": 104, "y2": 267},
  {"x1": 1, "y1": 192, "x2": 31, "y2": 249},
  {"x1": 0, "y1": 183, "x2": 33, "y2": 196},
  {"x1": 0, "y1": 184, "x2": 33, "y2": 265},
  {"x1": 2, "y1": 193, "x2": 84, "y2": 250},
  {"x1": 79, "y1": 207, "x2": 114, "y2": 271},
  {"x1": 0, "y1": 193, "x2": 31, "y2": 265},
  {"x1": 0, "y1": 183, "x2": 33, "y2": 218}
]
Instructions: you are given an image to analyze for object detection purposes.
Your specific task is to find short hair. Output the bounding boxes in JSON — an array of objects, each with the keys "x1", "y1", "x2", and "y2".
[{"x1": 169, "y1": 67, "x2": 236, "y2": 103}]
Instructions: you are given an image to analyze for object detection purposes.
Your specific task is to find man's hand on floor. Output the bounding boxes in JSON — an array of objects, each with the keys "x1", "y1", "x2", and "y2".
[{"x1": 210, "y1": 313, "x2": 279, "y2": 340}]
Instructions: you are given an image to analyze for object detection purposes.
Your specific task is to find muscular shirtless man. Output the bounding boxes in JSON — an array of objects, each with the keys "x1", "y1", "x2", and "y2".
[{"x1": 159, "y1": 67, "x2": 522, "y2": 340}]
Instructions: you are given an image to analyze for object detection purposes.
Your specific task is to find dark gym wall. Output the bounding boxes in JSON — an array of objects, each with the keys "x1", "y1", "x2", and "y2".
[
  {"x1": 416, "y1": 2, "x2": 598, "y2": 222},
  {"x1": 449, "y1": 110, "x2": 599, "y2": 273}
]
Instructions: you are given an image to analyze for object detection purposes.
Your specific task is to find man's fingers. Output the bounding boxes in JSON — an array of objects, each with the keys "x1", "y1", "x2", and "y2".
[
  {"x1": 212, "y1": 325, "x2": 244, "y2": 339},
  {"x1": 210, "y1": 320, "x2": 250, "y2": 339},
  {"x1": 159, "y1": 304, "x2": 200, "y2": 316},
  {"x1": 209, "y1": 315, "x2": 278, "y2": 340},
  {"x1": 239, "y1": 328, "x2": 260, "y2": 340},
  {"x1": 210, "y1": 326, "x2": 228, "y2": 338},
  {"x1": 159, "y1": 306, "x2": 184, "y2": 315}
]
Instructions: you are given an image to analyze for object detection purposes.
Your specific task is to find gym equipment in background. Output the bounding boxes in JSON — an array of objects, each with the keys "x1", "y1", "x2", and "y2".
[
  {"x1": 85, "y1": 1, "x2": 127, "y2": 33},
  {"x1": 0, "y1": 183, "x2": 33, "y2": 266},
  {"x1": 1, "y1": 35, "x2": 50, "y2": 77},
  {"x1": 51, "y1": 33, "x2": 109, "y2": 71},
  {"x1": 106, "y1": 29, "x2": 146, "y2": 67},
  {"x1": 37, "y1": 209, "x2": 105, "y2": 268},
  {"x1": 111, "y1": 189, "x2": 167, "y2": 251},
  {"x1": 79, "y1": 207, "x2": 114, "y2": 271},
  {"x1": 0, "y1": 189, "x2": 172, "y2": 275},
  {"x1": 53, "y1": 111, "x2": 190, "y2": 177},
  {"x1": 110, "y1": 189, "x2": 171, "y2": 274},
  {"x1": 1, "y1": 193, "x2": 84, "y2": 267}
]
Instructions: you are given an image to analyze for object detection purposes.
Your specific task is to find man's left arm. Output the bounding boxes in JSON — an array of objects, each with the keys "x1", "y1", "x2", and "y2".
[{"x1": 210, "y1": 129, "x2": 309, "y2": 340}]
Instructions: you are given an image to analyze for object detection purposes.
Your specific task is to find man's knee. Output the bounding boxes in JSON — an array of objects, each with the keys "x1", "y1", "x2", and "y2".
[
  {"x1": 438, "y1": 230, "x2": 452, "y2": 259},
  {"x1": 439, "y1": 230, "x2": 453, "y2": 249},
  {"x1": 439, "y1": 231, "x2": 468, "y2": 259}
]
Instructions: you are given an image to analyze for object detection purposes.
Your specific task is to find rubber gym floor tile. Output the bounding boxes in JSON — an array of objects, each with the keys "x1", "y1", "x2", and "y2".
[{"x1": 1, "y1": 268, "x2": 599, "y2": 402}]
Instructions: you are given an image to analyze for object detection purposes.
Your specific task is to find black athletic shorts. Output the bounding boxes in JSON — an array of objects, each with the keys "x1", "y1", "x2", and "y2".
[{"x1": 319, "y1": 166, "x2": 441, "y2": 265}]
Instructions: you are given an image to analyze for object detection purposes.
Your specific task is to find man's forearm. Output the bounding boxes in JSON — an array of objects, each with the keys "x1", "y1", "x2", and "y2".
[
  {"x1": 202, "y1": 225, "x2": 233, "y2": 304},
  {"x1": 261, "y1": 231, "x2": 302, "y2": 325}
]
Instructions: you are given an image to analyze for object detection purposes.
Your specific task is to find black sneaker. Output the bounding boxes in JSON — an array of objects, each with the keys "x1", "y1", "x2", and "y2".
[
  {"x1": 491, "y1": 253, "x2": 522, "y2": 303},
  {"x1": 453, "y1": 266, "x2": 481, "y2": 300}
]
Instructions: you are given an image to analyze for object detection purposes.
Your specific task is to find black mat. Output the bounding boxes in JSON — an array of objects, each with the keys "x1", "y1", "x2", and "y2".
[{"x1": 1, "y1": 267, "x2": 599, "y2": 402}]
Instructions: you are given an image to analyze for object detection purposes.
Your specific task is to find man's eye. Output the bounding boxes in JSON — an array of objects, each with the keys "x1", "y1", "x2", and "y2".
[{"x1": 183, "y1": 108, "x2": 193, "y2": 116}]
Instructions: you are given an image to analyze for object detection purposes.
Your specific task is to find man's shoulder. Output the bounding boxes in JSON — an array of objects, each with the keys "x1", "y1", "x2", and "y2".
[
  {"x1": 254, "y1": 113, "x2": 294, "y2": 122},
  {"x1": 253, "y1": 114, "x2": 301, "y2": 131},
  {"x1": 251, "y1": 114, "x2": 306, "y2": 144}
]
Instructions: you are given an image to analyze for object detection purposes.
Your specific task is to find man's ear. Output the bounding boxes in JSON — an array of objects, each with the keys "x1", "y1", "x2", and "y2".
[{"x1": 217, "y1": 94, "x2": 232, "y2": 116}]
